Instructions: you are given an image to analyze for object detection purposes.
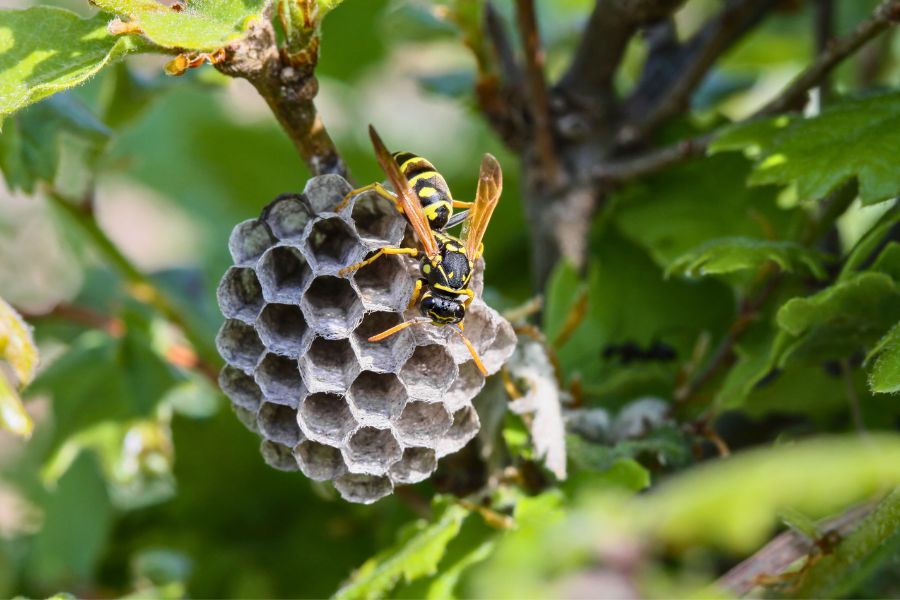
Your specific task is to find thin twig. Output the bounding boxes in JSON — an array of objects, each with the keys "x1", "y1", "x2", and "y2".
[
  {"x1": 621, "y1": 0, "x2": 779, "y2": 144},
  {"x1": 592, "y1": 133, "x2": 712, "y2": 183},
  {"x1": 757, "y1": 0, "x2": 900, "y2": 116},
  {"x1": 45, "y1": 189, "x2": 222, "y2": 375},
  {"x1": 18, "y1": 303, "x2": 123, "y2": 337},
  {"x1": 718, "y1": 502, "x2": 876, "y2": 596},
  {"x1": 840, "y1": 359, "x2": 867, "y2": 435},
  {"x1": 215, "y1": 18, "x2": 347, "y2": 178},
  {"x1": 514, "y1": 0, "x2": 561, "y2": 185},
  {"x1": 594, "y1": 0, "x2": 900, "y2": 185},
  {"x1": 556, "y1": 0, "x2": 683, "y2": 112},
  {"x1": 479, "y1": 3, "x2": 528, "y2": 151}
]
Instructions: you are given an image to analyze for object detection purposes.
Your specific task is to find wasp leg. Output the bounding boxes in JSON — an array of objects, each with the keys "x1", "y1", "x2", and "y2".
[
  {"x1": 460, "y1": 287, "x2": 475, "y2": 309},
  {"x1": 336, "y1": 182, "x2": 402, "y2": 212},
  {"x1": 451, "y1": 200, "x2": 474, "y2": 209},
  {"x1": 338, "y1": 247, "x2": 418, "y2": 277},
  {"x1": 407, "y1": 278, "x2": 425, "y2": 310}
]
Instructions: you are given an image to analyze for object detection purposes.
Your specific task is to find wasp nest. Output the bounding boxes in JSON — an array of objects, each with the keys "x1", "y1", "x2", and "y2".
[{"x1": 215, "y1": 175, "x2": 516, "y2": 503}]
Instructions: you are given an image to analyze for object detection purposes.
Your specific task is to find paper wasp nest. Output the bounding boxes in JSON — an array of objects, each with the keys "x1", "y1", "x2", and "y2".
[{"x1": 215, "y1": 175, "x2": 516, "y2": 503}]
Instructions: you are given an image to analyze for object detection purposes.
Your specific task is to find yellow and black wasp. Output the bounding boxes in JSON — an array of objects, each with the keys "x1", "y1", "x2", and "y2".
[{"x1": 338, "y1": 126, "x2": 503, "y2": 376}]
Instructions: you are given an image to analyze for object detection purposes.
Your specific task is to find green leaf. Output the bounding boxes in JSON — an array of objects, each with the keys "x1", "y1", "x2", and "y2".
[
  {"x1": 775, "y1": 272, "x2": 900, "y2": 365},
  {"x1": 94, "y1": 0, "x2": 267, "y2": 51},
  {"x1": 26, "y1": 453, "x2": 113, "y2": 585},
  {"x1": 792, "y1": 487, "x2": 900, "y2": 598},
  {"x1": 568, "y1": 427, "x2": 690, "y2": 482},
  {"x1": 613, "y1": 153, "x2": 791, "y2": 268},
  {"x1": 839, "y1": 209, "x2": 900, "y2": 281},
  {"x1": 0, "y1": 297, "x2": 37, "y2": 438},
  {"x1": 0, "y1": 7, "x2": 141, "y2": 121},
  {"x1": 637, "y1": 435, "x2": 900, "y2": 552},
  {"x1": 712, "y1": 93, "x2": 900, "y2": 205},
  {"x1": 867, "y1": 323, "x2": 900, "y2": 394},
  {"x1": 424, "y1": 540, "x2": 494, "y2": 600},
  {"x1": 31, "y1": 316, "x2": 181, "y2": 457},
  {"x1": 0, "y1": 93, "x2": 110, "y2": 196},
  {"x1": 666, "y1": 237, "x2": 826, "y2": 280},
  {"x1": 0, "y1": 296, "x2": 37, "y2": 386},
  {"x1": 335, "y1": 501, "x2": 470, "y2": 600},
  {"x1": 714, "y1": 322, "x2": 778, "y2": 409}
]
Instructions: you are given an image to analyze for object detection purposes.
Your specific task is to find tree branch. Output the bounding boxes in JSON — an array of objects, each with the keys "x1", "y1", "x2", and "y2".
[
  {"x1": 717, "y1": 501, "x2": 876, "y2": 596},
  {"x1": 621, "y1": 0, "x2": 779, "y2": 144},
  {"x1": 594, "y1": 0, "x2": 900, "y2": 185},
  {"x1": 215, "y1": 18, "x2": 347, "y2": 178},
  {"x1": 515, "y1": 0, "x2": 561, "y2": 185},
  {"x1": 592, "y1": 133, "x2": 713, "y2": 183},
  {"x1": 555, "y1": 0, "x2": 684, "y2": 119},
  {"x1": 757, "y1": 0, "x2": 900, "y2": 116}
]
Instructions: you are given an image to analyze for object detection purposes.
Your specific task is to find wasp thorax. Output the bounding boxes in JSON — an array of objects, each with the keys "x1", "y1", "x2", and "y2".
[{"x1": 216, "y1": 175, "x2": 515, "y2": 504}]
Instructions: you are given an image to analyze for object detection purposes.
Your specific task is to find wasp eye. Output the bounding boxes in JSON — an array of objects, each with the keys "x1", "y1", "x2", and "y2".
[{"x1": 454, "y1": 304, "x2": 465, "y2": 319}]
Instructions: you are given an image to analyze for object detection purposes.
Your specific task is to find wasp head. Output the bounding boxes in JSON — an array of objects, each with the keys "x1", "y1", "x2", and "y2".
[{"x1": 420, "y1": 291, "x2": 465, "y2": 325}]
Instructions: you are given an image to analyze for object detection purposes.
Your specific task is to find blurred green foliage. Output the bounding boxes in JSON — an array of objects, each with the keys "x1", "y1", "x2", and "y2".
[{"x1": 0, "y1": 0, "x2": 899, "y2": 598}]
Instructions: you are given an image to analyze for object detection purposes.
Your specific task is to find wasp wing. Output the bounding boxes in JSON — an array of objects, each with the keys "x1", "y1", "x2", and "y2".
[
  {"x1": 462, "y1": 153, "x2": 502, "y2": 260},
  {"x1": 368, "y1": 125, "x2": 439, "y2": 260}
]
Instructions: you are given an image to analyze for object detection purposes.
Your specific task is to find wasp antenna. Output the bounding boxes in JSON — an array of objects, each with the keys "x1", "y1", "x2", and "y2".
[
  {"x1": 452, "y1": 326, "x2": 488, "y2": 376},
  {"x1": 368, "y1": 318, "x2": 428, "y2": 342}
]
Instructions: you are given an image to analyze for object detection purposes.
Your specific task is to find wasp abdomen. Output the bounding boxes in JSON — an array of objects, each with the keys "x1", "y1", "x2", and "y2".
[{"x1": 393, "y1": 151, "x2": 453, "y2": 230}]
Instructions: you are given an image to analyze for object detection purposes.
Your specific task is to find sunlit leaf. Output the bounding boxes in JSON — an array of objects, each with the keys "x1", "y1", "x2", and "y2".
[
  {"x1": 93, "y1": 0, "x2": 267, "y2": 51},
  {"x1": 0, "y1": 297, "x2": 37, "y2": 438},
  {"x1": 0, "y1": 297, "x2": 37, "y2": 386},
  {"x1": 636, "y1": 435, "x2": 900, "y2": 552},
  {"x1": 0, "y1": 375, "x2": 31, "y2": 439},
  {"x1": 712, "y1": 93, "x2": 900, "y2": 205},
  {"x1": 0, "y1": 7, "x2": 142, "y2": 121},
  {"x1": 335, "y1": 501, "x2": 470, "y2": 600}
]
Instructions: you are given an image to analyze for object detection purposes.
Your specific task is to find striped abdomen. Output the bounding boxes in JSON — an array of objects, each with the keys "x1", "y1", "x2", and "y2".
[{"x1": 393, "y1": 151, "x2": 453, "y2": 230}]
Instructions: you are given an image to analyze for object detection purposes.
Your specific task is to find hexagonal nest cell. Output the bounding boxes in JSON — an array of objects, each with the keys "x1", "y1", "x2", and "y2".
[
  {"x1": 400, "y1": 344, "x2": 458, "y2": 397},
  {"x1": 390, "y1": 447, "x2": 437, "y2": 485},
  {"x1": 295, "y1": 440, "x2": 347, "y2": 481},
  {"x1": 264, "y1": 194, "x2": 313, "y2": 241},
  {"x1": 395, "y1": 400, "x2": 452, "y2": 446},
  {"x1": 217, "y1": 267, "x2": 264, "y2": 323},
  {"x1": 351, "y1": 311, "x2": 416, "y2": 373},
  {"x1": 302, "y1": 276, "x2": 365, "y2": 338},
  {"x1": 219, "y1": 365, "x2": 263, "y2": 412},
  {"x1": 256, "y1": 303, "x2": 310, "y2": 358},
  {"x1": 258, "y1": 402, "x2": 302, "y2": 447},
  {"x1": 257, "y1": 245, "x2": 312, "y2": 304},
  {"x1": 344, "y1": 426, "x2": 402, "y2": 475},
  {"x1": 300, "y1": 337, "x2": 359, "y2": 394},
  {"x1": 216, "y1": 319, "x2": 264, "y2": 373},
  {"x1": 229, "y1": 219, "x2": 275, "y2": 266},
  {"x1": 260, "y1": 440, "x2": 299, "y2": 472},
  {"x1": 299, "y1": 392, "x2": 357, "y2": 446},
  {"x1": 348, "y1": 371, "x2": 407, "y2": 424},
  {"x1": 352, "y1": 253, "x2": 411, "y2": 311},
  {"x1": 306, "y1": 217, "x2": 364, "y2": 273},
  {"x1": 216, "y1": 174, "x2": 517, "y2": 503},
  {"x1": 333, "y1": 473, "x2": 393, "y2": 505},
  {"x1": 255, "y1": 353, "x2": 306, "y2": 406},
  {"x1": 351, "y1": 192, "x2": 406, "y2": 247}
]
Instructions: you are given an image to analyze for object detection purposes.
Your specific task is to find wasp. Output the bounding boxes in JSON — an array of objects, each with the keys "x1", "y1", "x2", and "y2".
[{"x1": 338, "y1": 126, "x2": 503, "y2": 376}]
